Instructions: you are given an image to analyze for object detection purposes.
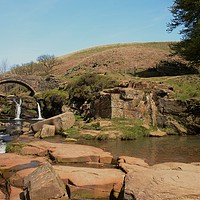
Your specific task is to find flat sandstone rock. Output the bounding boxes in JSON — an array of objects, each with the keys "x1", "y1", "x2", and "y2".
[
  {"x1": 22, "y1": 141, "x2": 113, "y2": 164},
  {"x1": 0, "y1": 153, "x2": 47, "y2": 170},
  {"x1": 122, "y1": 157, "x2": 200, "y2": 200},
  {"x1": 54, "y1": 165, "x2": 125, "y2": 199}
]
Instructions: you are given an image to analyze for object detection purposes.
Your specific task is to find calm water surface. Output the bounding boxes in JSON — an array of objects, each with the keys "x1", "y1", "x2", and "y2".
[{"x1": 78, "y1": 136, "x2": 200, "y2": 165}]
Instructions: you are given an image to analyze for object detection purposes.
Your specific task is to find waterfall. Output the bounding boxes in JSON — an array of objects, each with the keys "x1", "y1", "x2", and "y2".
[
  {"x1": 37, "y1": 102, "x2": 43, "y2": 120},
  {"x1": 0, "y1": 141, "x2": 6, "y2": 153},
  {"x1": 13, "y1": 98, "x2": 22, "y2": 120}
]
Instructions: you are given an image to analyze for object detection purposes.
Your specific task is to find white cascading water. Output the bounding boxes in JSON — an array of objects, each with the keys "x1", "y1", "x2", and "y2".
[
  {"x1": 0, "y1": 140, "x2": 6, "y2": 153},
  {"x1": 13, "y1": 98, "x2": 22, "y2": 120},
  {"x1": 37, "y1": 102, "x2": 43, "y2": 120}
]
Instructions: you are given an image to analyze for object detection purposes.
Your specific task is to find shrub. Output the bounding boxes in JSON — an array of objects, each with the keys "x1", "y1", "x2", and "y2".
[
  {"x1": 41, "y1": 89, "x2": 68, "y2": 118},
  {"x1": 67, "y1": 73, "x2": 117, "y2": 106}
]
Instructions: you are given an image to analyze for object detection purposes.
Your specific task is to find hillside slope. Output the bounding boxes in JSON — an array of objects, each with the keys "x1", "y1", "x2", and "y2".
[{"x1": 54, "y1": 42, "x2": 179, "y2": 78}]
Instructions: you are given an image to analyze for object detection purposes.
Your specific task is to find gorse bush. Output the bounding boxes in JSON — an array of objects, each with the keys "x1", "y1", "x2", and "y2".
[{"x1": 67, "y1": 73, "x2": 117, "y2": 106}]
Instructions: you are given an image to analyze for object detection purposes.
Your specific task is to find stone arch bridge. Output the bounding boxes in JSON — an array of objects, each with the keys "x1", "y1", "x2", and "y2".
[{"x1": 0, "y1": 74, "x2": 59, "y2": 96}]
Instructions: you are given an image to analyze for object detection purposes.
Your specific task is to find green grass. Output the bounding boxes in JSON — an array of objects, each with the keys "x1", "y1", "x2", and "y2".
[
  {"x1": 5, "y1": 142, "x2": 25, "y2": 153},
  {"x1": 106, "y1": 118, "x2": 149, "y2": 140},
  {"x1": 165, "y1": 75, "x2": 200, "y2": 101},
  {"x1": 65, "y1": 117, "x2": 149, "y2": 140},
  {"x1": 138, "y1": 74, "x2": 200, "y2": 101},
  {"x1": 65, "y1": 127, "x2": 80, "y2": 138}
]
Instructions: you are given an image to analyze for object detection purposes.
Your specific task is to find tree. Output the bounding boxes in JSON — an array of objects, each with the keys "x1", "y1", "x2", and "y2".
[
  {"x1": 37, "y1": 54, "x2": 62, "y2": 75},
  {"x1": 10, "y1": 62, "x2": 38, "y2": 75},
  {"x1": 0, "y1": 59, "x2": 8, "y2": 74},
  {"x1": 168, "y1": 0, "x2": 200, "y2": 66}
]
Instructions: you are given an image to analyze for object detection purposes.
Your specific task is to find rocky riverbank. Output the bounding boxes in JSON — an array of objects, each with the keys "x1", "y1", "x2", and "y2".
[{"x1": 1, "y1": 138, "x2": 200, "y2": 199}]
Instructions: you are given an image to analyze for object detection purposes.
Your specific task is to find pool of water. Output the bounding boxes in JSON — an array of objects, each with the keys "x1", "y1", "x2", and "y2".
[
  {"x1": 1, "y1": 130, "x2": 200, "y2": 166},
  {"x1": 78, "y1": 135, "x2": 200, "y2": 165}
]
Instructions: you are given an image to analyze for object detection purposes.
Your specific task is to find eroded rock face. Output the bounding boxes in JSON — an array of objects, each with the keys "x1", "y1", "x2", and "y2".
[
  {"x1": 94, "y1": 81, "x2": 173, "y2": 124},
  {"x1": 24, "y1": 162, "x2": 68, "y2": 200},
  {"x1": 157, "y1": 98, "x2": 200, "y2": 134},
  {"x1": 94, "y1": 80, "x2": 200, "y2": 134}
]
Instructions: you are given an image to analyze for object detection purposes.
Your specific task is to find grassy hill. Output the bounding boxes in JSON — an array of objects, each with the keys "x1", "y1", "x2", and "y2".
[{"x1": 54, "y1": 42, "x2": 174, "y2": 77}]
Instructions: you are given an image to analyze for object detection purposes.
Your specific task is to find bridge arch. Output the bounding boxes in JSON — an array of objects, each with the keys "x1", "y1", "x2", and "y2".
[{"x1": 0, "y1": 79, "x2": 36, "y2": 96}]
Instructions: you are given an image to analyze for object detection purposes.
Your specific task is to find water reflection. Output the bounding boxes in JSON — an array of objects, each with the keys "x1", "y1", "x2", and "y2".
[{"x1": 78, "y1": 136, "x2": 200, "y2": 165}]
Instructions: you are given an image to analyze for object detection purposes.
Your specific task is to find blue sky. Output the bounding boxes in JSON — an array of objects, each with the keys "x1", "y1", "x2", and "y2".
[{"x1": 0, "y1": 0, "x2": 180, "y2": 67}]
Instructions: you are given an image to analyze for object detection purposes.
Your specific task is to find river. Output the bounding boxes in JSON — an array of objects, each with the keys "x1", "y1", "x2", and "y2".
[
  {"x1": 1, "y1": 131, "x2": 200, "y2": 165},
  {"x1": 78, "y1": 135, "x2": 200, "y2": 165}
]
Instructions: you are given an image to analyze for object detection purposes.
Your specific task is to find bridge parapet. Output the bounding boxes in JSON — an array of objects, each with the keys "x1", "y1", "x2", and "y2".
[{"x1": 0, "y1": 74, "x2": 59, "y2": 95}]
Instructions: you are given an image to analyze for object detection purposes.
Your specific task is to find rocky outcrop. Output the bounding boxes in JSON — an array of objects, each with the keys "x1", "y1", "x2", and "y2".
[
  {"x1": 31, "y1": 111, "x2": 75, "y2": 133},
  {"x1": 54, "y1": 165, "x2": 125, "y2": 199},
  {"x1": 94, "y1": 80, "x2": 173, "y2": 122},
  {"x1": 157, "y1": 98, "x2": 200, "y2": 134},
  {"x1": 94, "y1": 80, "x2": 200, "y2": 134},
  {"x1": 24, "y1": 162, "x2": 68, "y2": 200},
  {"x1": 118, "y1": 156, "x2": 200, "y2": 200}
]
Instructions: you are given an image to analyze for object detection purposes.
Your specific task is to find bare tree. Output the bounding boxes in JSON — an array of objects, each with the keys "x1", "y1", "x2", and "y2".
[
  {"x1": 20, "y1": 61, "x2": 37, "y2": 75},
  {"x1": 37, "y1": 54, "x2": 62, "y2": 75},
  {"x1": 0, "y1": 59, "x2": 8, "y2": 74}
]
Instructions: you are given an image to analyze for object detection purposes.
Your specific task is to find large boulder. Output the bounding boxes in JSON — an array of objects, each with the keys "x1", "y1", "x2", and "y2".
[
  {"x1": 124, "y1": 166, "x2": 200, "y2": 200},
  {"x1": 53, "y1": 165, "x2": 125, "y2": 199},
  {"x1": 0, "y1": 153, "x2": 48, "y2": 199},
  {"x1": 31, "y1": 111, "x2": 75, "y2": 133},
  {"x1": 40, "y1": 124, "x2": 56, "y2": 138},
  {"x1": 23, "y1": 162, "x2": 68, "y2": 200},
  {"x1": 120, "y1": 156, "x2": 200, "y2": 200}
]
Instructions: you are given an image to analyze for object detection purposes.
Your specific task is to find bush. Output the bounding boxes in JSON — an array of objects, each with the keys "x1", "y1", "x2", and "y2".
[
  {"x1": 67, "y1": 73, "x2": 117, "y2": 106},
  {"x1": 41, "y1": 89, "x2": 68, "y2": 118}
]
